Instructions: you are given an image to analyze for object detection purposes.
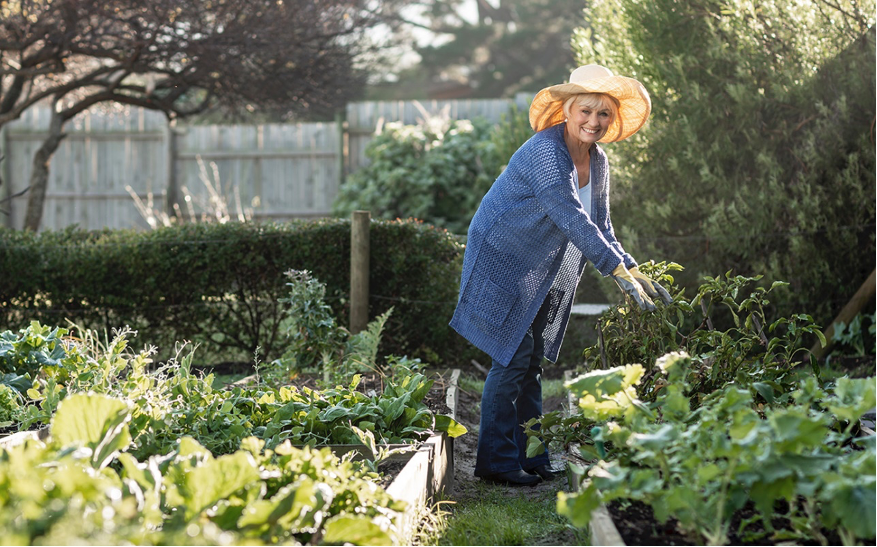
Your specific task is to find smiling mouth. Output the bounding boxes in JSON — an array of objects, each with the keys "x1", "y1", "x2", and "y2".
[{"x1": 582, "y1": 128, "x2": 600, "y2": 135}]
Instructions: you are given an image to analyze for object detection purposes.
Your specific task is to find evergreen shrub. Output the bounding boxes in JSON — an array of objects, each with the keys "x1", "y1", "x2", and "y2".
[
  {"x1": 0, "y1": 218, "x2": 469, "y2": 367},
  {"x1": 572, "y1": 0, "x2": 876, "y2": 327}
]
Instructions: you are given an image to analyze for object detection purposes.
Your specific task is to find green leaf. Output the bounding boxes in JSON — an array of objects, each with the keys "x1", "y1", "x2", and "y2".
[
  {"x1": 825, "y1": 377, "x2": 876, "y2": 423},
  {"x1": 629, "y1": 424, "x2": 679, "y2": 450},
  {"x1": 565, "y1": 365, "x2": 644, "y2": 399},
  {"x1": 557, "y1": 482, "x2": 602, "y2": 529},
  {"x1": 321, "y1": 405, "x2": 353, "y2": 422},
  {"x1": 768, "y1": 408, "x2": 827, "y2": 451},
  {"x1": 321, "y1": 515, "x2": 395, "y2": 546},
  {"x1": 696, "y1": 463, "x2": 722, "y2": 484},
  {"x1": 752, "y1": 382, "x2": 775, "y2": 403},
  {"x1": 526, "y1": 435, "x2": 545, "y2": 458},
  {"x1": 240, "y1": 480, "x2": 334, "y2": 530},
  {"x1": 379, "y1": 393, "x2": 411, "y2": 423},
  {"x1": 51, "y1": 393, "x2": 132, "y2": 469},
  {"x1": 828, "y1": 482, "x2": 876, "y2": 539},
  {"x1": 175, "y1": 450, "x2": 261, "y2": 521},
  {"x1": 434, "y1": 414, "x2": 467, "y2": 438}
]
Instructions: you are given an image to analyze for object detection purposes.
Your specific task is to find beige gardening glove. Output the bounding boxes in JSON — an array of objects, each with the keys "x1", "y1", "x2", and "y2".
[
  {"x1": 610, "y1": 263, "x2": 655, "y2": 311},
  {"x1": 629, "y1": 266, "x2": 673, "y2": 305}
]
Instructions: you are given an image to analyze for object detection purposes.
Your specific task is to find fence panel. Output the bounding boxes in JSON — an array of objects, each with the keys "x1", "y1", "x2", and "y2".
[
  {"x1": 174, "y1": 121, "x2": 340, "y2": 221},
  {"x1": 4, "y1": 107, "x2": 167, "y2": 231},
  {"x1": 2, "y1": 96, "x2": 528, "y2": 231},
  {"x1": 2, "y1": 108, "x2": 342, "y2": 230}
]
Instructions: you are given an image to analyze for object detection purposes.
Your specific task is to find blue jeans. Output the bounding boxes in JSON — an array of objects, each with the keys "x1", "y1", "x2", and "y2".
[{"x1": 474, "y1": 301, "x2": 551, "y2": 476}]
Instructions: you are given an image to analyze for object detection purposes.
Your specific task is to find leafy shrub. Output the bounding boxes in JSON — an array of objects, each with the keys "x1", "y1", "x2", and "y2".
[
  {"x1": 332, "y1": 104, "x2": 535, "y2": 236},
  {"x1": 333, "y1": 115, "x2": 499, "y2": 234},
  {"x1": 487, "y1": 102, "x2": 534, "y2": 174}
]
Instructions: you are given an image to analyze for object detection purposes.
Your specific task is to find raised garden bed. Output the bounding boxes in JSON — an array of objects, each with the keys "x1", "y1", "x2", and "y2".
[
  {"x1": 0, "y1": 426, "x2": 49, "y2": 450},
  {"x1": 0, "y1": 369, "x2": 461, "y2": 546},
  {"x1": 562, "y1": 369, "x2": 875, "y2": 546},
  {"x1": 326, "y1": 369, "x2": 460, "y2": 544}
]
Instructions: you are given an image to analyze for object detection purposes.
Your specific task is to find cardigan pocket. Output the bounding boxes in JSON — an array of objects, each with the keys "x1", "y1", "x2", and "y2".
[{"x1": 474, "y1": 278, "x2": 518, "y2": 329}]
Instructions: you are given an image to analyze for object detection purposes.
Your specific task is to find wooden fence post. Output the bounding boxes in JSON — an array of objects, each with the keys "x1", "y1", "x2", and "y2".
[
  {"x1": 163, "y1": 119, "x2": 178, "y2": 218},
  {"x1": 350, "y1": 210, "x2": 371, "y2": 333},
  {"x1": 811, "y1": 268, "x2": 877, "y2": 358}
]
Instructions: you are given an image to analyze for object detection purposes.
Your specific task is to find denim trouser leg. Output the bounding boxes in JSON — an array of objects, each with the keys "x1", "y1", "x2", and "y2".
[{"x1": 474, "y1": 306, "x2": 551, "y2": 476}]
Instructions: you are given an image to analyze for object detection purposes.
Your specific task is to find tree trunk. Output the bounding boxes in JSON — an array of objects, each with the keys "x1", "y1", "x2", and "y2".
[{"x1": 24, "y1": 108, "x2": 66, "y2": 231}]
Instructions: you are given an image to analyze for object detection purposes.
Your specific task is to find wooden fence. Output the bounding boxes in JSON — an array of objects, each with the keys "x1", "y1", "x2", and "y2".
[{"x1": 0, "y1": 95, "x2": 531, "y2": 231}]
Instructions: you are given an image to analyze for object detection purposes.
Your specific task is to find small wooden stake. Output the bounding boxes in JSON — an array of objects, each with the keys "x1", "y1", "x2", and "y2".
[{"x1": 350, "y1": 210, "x2": 370, "y2": 334}]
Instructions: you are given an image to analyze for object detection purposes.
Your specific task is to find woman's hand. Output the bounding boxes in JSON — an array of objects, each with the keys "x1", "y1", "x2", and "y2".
[
  {"x1": 628, "y1": 266, "x2": 673, "y2": 305},
  {"x1": 611, "y1": 264, "x2": 656, "y2": 311}
]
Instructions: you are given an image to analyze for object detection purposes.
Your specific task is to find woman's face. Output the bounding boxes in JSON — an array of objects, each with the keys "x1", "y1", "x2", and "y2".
[{"x1": 565, "y1": 98, "x2": 612, "y2": 146}]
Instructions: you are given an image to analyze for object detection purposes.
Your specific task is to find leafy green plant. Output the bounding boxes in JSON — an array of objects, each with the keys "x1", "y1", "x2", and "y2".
[
  {"x1": 0, "y1": 321, "x2": 73, "y2": 379},
  {"x1": 828, "y1": 312, "x2": 876, "y2": 358},
  {"x1": 0, "y1": 392, "x2": 407, "y2": 546},
  {"x1": 584, "y1": 262, "x2": 825, "y2": 404},
  {"x1": 0, "y1": 384, "x2": 22, "y2": 429},
  {"x1": 259, "y1": 371, "x2": 467, "y2": 449},
  {"x1": 6, "y1": 321, "x2": 466, "y2": 461},
  {"x1": 270, "y1": 269, "x2": 392, "y2": 386},
  {"x1": 544, "y1": 353, "x2": 875, "y2": 545}
]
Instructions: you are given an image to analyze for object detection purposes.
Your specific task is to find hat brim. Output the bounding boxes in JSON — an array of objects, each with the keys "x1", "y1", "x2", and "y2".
[{"x1": 528, "y1": 75, "x2": 651, "y2": 142}]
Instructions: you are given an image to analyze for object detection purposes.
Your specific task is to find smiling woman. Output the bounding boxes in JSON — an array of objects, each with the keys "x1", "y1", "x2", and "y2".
[{"x1": 449, "y1": 63, "x2": 673, "y2": 487}]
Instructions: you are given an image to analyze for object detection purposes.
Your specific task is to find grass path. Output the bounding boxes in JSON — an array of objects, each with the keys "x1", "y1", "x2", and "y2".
[{"x1": 421, "y1": 373, "x2": 586, "y2": 546}]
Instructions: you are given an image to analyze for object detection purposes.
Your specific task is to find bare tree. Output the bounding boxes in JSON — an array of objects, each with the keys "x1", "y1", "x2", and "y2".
[{"x1": 0, "y1": 0, "x2": 396, "y2": 230}]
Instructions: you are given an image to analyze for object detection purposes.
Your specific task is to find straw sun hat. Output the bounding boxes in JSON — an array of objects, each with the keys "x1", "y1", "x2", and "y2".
[{"x1": 529, "y1": 64, "x2": 651, "y2": 142}]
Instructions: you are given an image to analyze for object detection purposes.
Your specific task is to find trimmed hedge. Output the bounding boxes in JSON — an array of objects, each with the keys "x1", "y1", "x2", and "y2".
[{"x1": 0, "y1": 218, "x2": 470, "y2": 367}]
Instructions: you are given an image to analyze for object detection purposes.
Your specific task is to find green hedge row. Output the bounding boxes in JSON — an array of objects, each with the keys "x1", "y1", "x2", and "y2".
[{"x1": 0, "y1": 218, "x2": 470, "y2": 367}]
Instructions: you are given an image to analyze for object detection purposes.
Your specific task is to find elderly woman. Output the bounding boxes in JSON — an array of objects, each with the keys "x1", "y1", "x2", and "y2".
[{"x1": 450, "y1": 64, "x2": 671, "y2": 486}]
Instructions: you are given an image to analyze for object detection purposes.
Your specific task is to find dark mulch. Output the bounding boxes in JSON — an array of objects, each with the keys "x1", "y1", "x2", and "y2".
[
  {"x1": 376, "y1": 458, "x2": 409, "y2": 489},
  {"x1": 608, "y1": 498, "x2": 843, "y2": 546},
  {"x1": 824, "y1": 354, "x2": 875, "y2": 378}
]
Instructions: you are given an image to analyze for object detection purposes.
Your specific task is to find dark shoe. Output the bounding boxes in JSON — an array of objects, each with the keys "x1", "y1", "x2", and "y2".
[
  {"x1": 525, "y1": 464, "x2": 563, "y2": 481},
  {"x1": 479, "y1": 469, "x2": 542, "y2": 486}
]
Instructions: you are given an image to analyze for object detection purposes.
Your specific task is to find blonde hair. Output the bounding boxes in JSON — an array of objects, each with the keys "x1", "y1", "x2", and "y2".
[{"x1": 562, "y1": 93, "x2": 619, "y2": 123}]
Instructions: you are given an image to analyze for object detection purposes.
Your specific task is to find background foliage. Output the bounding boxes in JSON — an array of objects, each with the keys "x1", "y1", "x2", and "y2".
[
  {"x1": 571, "y1": 0, "x2": 875, "y2": 327},
  {"x1": 374, "y1": 0, "x2": 585, "y2": 99}
]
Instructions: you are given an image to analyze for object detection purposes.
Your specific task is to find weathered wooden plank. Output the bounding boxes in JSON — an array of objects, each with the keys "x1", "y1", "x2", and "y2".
[{"x1": 5, "y1": 98, "x2": 517, "y2": 230}]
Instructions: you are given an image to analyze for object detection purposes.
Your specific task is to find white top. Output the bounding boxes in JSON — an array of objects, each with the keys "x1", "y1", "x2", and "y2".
[{"x1": 575, "y1": 168, "x2": 592, "y2": 217}]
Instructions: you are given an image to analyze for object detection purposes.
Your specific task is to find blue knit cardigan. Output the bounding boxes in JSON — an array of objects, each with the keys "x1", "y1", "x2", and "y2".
[{"x1": 449, "y1": 123, "x2": 636, "y2": 366}]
